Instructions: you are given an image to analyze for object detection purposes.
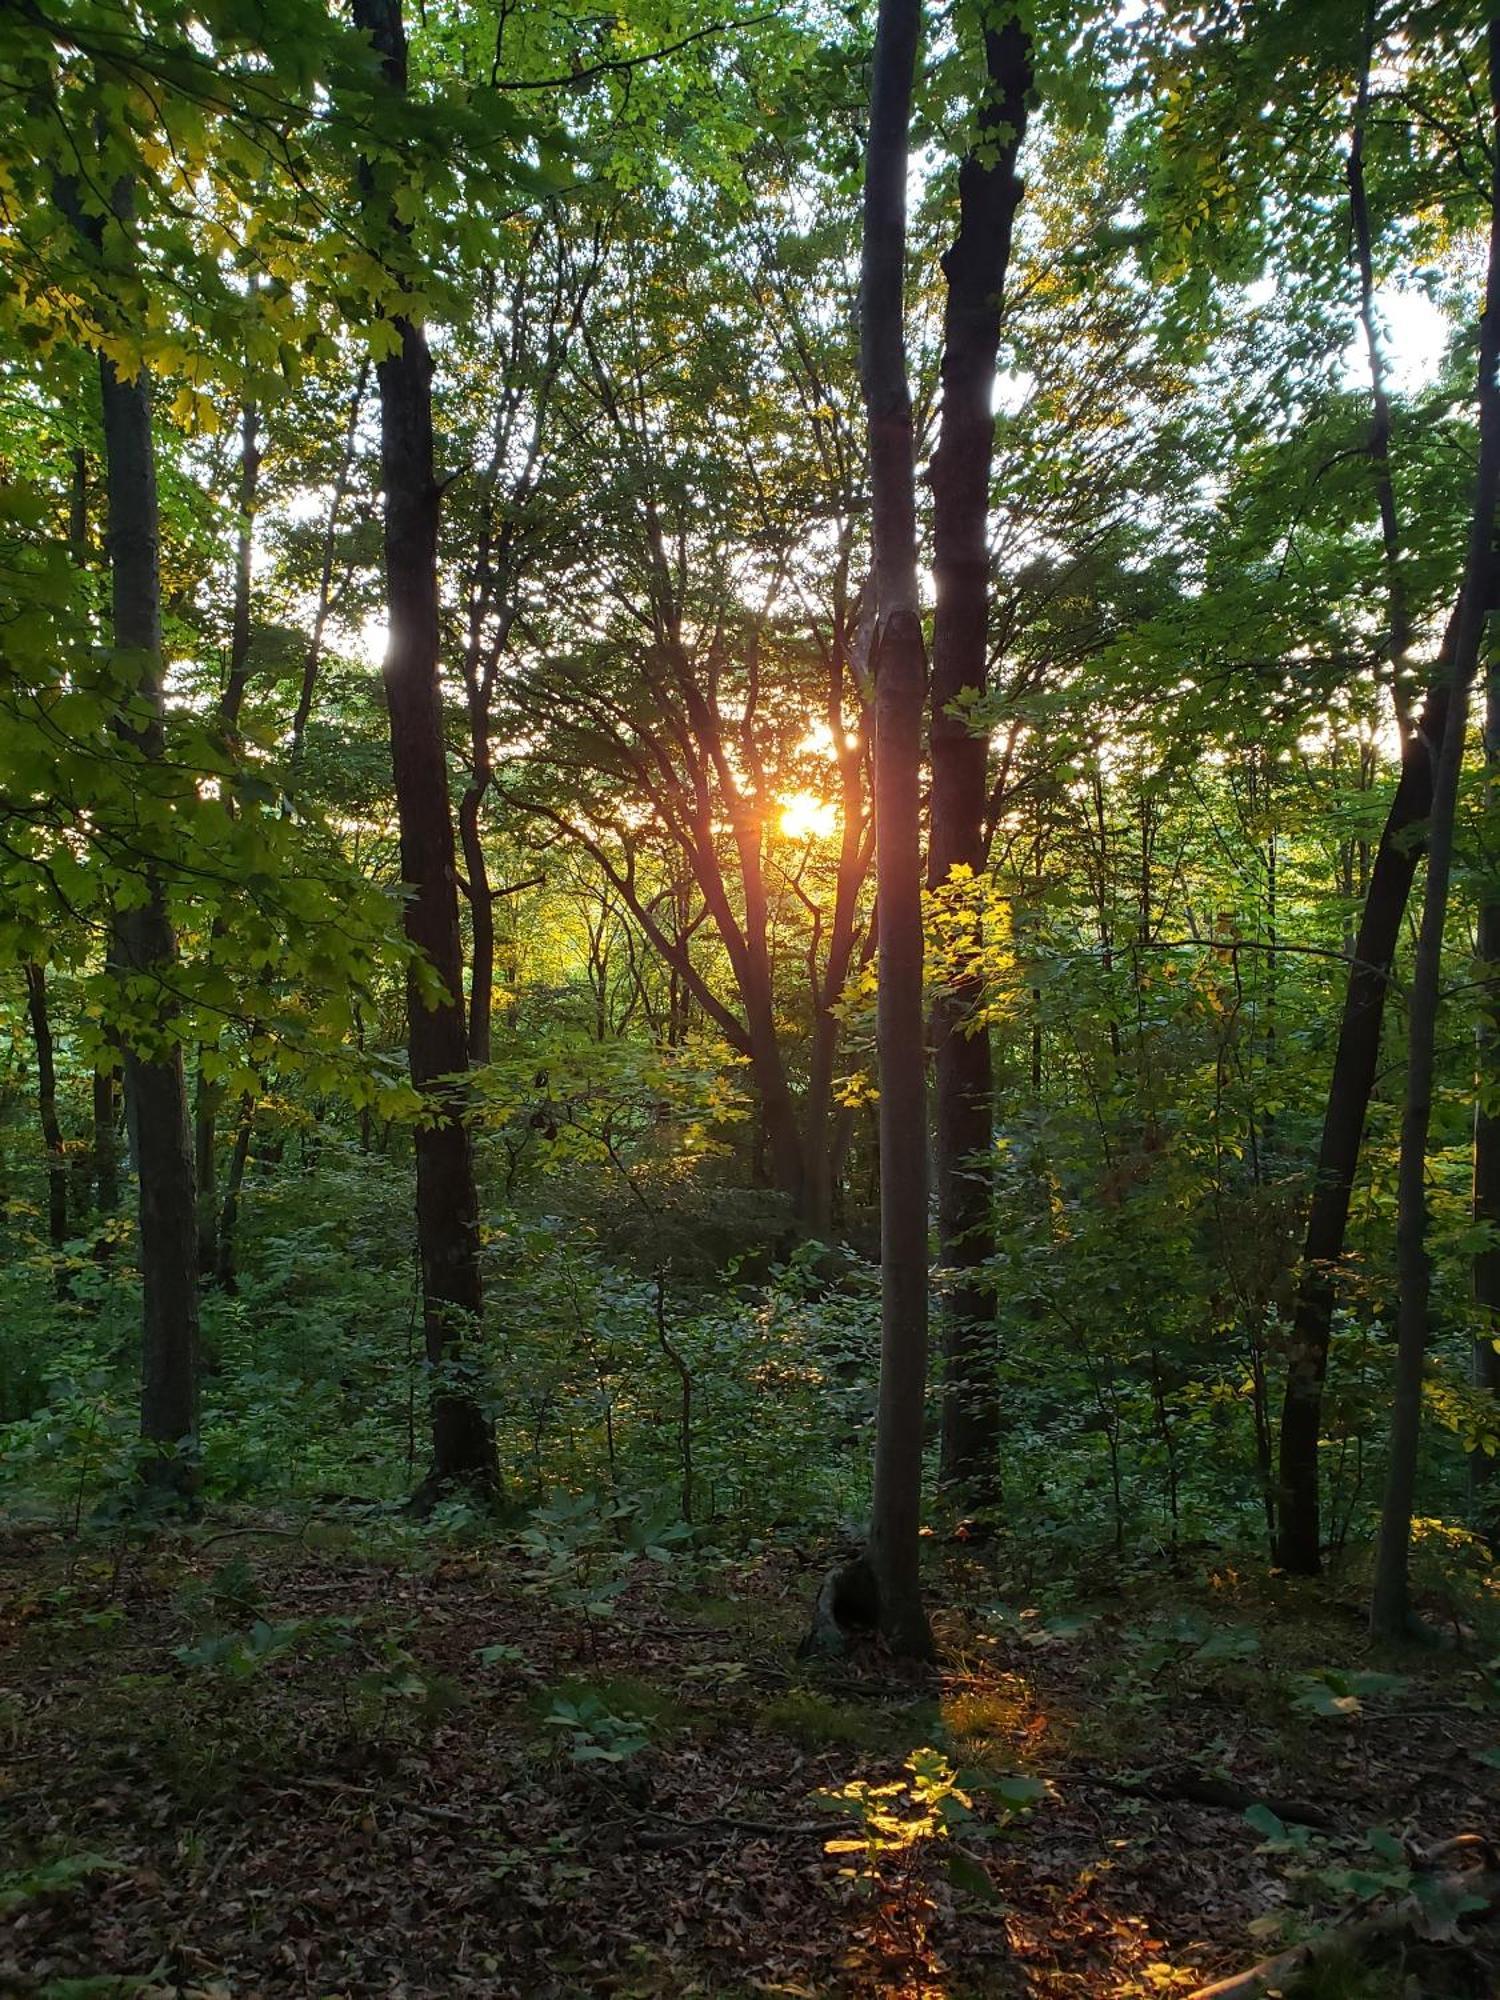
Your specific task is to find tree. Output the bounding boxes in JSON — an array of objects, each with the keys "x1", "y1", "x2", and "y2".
[
  {"x1": 352, "y1": 0, "x2": 497, "y2": 1497},
  {"x1": 96, "y1": 215, "x2": 202, "y2": 1480},
  {"x1": 927, "y1": 6, "x2": 1031, "y2": 1497},
  {"x1": 861, "y1": 0, "x2": 934, "y2": 1659},
  {"x1": 506, "y1": 185, "x2": 876, "y2": 1232},
  {"x1": 1371, "y1": 15, "x2": 1500, "y2": 1638}
]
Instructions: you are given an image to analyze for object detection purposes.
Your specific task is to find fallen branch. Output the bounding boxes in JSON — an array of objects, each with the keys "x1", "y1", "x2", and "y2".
[
  {"x1": 1186, "y1": 1865, "x2": 1500, "y2": 1999},
  {"x1": 1067, "y1": 1766, "x2": 1336, "y2": 1831}
]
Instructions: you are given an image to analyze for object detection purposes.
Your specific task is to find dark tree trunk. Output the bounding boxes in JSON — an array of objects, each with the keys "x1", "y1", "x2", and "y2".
[
  {"x1": 1271, "y1": 58, "x2": 1494, "y2": 1569},
  {"x1": 216, "y1": 1096, "x2": 254, "y2": 1293},
  {"x1": 1372, "y1": 27, "x2": 1500, "y2": 1637},
  {"x1": 460, "y1": 775, "x2": 495, "y2": 1064},
  {"x1": 221, "y1": 400, "x2": 260, "y2": 735},
  {"x1": 1274, "y1": 672, "x2": 1449, "y2": 1572},
  {"x1": 92, "y1": 1066, "x2": 118, "y2": 1222},
  {"x1": 928, "y1": 15, "x2": 1030, "y2": 1499},
  {"x1": 1475, "y1": 630, "x2": 1500, "y2": 1519},
  {"x1": 194, "y1": 1066, "x2": 219, "y2": 1279},
  {"x1": 99, "y1": 339, "x2": 200, "y2": 1467},
  {"x1": 24, "y1": 962, "x2": 69, "y2": 1254},
  {"x1": 355, "y1": 0, "x2": 497, "y2": 1496},
  {"x1": 861, "y1": 0, "x2": 933, "y2": 1660}
]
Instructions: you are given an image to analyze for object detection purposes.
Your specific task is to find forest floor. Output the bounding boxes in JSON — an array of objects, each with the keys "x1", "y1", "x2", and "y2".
[{"x1": 1, "y1": 1514, "x2": 1499, "y2": 1999}]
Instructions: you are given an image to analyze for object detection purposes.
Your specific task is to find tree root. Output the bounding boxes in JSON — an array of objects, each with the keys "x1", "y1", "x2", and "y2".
[{"x1": 797, "y1": 1554, "x2": 881, "y2": 1658}]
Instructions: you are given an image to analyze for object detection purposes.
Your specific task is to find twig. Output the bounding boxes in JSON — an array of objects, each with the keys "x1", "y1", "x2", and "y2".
[{"x1": 624, "y1": 1810, "x2": 849, "y2": 1849}]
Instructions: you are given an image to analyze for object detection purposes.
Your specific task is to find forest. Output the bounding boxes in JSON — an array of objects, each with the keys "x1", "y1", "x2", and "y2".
[{"x1": 3, "y1": 0, "x2": 1500, "y2": 1991}]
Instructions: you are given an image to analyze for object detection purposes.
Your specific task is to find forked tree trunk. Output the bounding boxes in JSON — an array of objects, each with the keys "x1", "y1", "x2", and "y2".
[
  {"x1": 928, "y1": 13, "x2": 1030, "y2": 1499},
  {"x1": 354, "y1": 0, "x2": 497, "y2": 1496},
  {"x1": 1273, "y1": 41, "x2": 1468, "y2": 1571},
  {"x1": 1371, "y1": 24, "x2": 1500, "y2": 1637},
  {"x1": 1275, "y1": 671, "x2": 1450, "y2": 1571},
  {"x1": 861, "y1": 0, "x2": 933, "y2": 1659}
]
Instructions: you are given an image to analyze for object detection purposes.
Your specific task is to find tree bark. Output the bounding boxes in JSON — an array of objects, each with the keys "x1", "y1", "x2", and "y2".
[
  {"x1": 1475, "y1": 584, "x2": 1500, "y2": 1517},
  {"x1": 1371, "y1": 22, "x2": 1500, "y2": 1638},
  {"x1": 928, "y1": 12, "x2": 1030, "y2": 1498},
  {"x1": 99, "y1": 337, "x2": 200, "y2": 1469},
  {"x1": 861, "y1": 0, "x2": 933, "y2": 1659},
  {"x1": 354, "y1": 0, "x2": 497, "y2": 1496}
]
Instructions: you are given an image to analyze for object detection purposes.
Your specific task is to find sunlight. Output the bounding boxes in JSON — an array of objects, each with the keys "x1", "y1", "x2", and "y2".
[{"x1": 778, "y1": 791, "x2": 838, "y2": 841}]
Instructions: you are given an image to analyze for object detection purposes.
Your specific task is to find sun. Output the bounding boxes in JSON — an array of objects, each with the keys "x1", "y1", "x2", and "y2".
[{"x1": 778, "y1": 791, "x2": 838, "y2": 842}]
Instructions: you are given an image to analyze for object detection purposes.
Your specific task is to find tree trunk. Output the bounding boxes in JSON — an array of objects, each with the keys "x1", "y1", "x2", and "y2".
[
  {"x1": 216, "y1": 1095, "x2": 254, "y2": 1294},
  {"x1": 928, "y1": 14, "x2": 1030, "y2": 1498},
  {"x1": 289, "y1": 364, "x2": 368, "y2": 773},
  {"x1": 23, "y1": 962, "x2": 69, "y2": 1254},
  {"x1": 861, "y1": 0, "x2": 933, "y2": 1659},
  {"x1": 354, "y1": 0, "x2": 497, "y2": 1496},
  {"x1": 1371, "y1": 26, "x2": 1500, "y2": 1638},
  {"x1": 194, "y1": 399, "x2": 260, "y2": 1281},
  {"x1": 221, "y1": 399, "x2": 260, "y2": 735},
  {"x1": 194, "y1": 1064, "x2": 219, "y2": 1279},
  {"x1": 1273, "y1": 25, "x2": 1460, "y2": 1573},
  {"x1": 99, "y1": 337, "x2": 200, "y2": 1470},
  {"x1": 460, "y1": 771, "x2": 495, "y2": 1064},
  {"x1": 92, "y1": 1066, "x2": 119, "y2": 1222},
  {"x1": 1475, "y1": 620, "x2": 1500, "y2": 1521},
  {"x1": 1274, "y1": 671, "x2": 1450, "y2": 1572}
]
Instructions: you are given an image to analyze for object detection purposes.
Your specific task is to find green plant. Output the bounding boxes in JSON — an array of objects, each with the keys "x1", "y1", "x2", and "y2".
[
  {"x1": 0, "y1": 1851, "x2": 123, "y2": 1918},
  {"x1": 818, "y1": 1746, "x2": 1046, "y2": 1945},
  {"x1": 541, "y1": 1691, "x2": 650, "y2": 1764}
]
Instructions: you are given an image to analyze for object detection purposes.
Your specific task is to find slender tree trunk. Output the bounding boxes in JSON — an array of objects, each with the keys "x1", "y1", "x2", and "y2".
[
  {"x1": 100, "y1": 335, "x2": 201, "y2": 1469},
  {"x1": 1272, "y1": 44, "x2": 1468, "y2": 1571},
  {"x1": 216, "y1": 1095, "x2": 254, "y2": 1294},
  {"x1": 460, "y1": 772, "x2": 496, "y2": 1064},
  {"x1": 1371, "y1": 29, "x2": 1500, "y2": 1637},
  {"x1": 928, "y1": 14, "x2": 1030, "y2": 1498},
  {"x1": 221, "y1": 400, "x2": 260, "y2": 734},
  {"x1": 92, "y1": 1067, "x2": 118, "y2": 1224},
  {"x1": 194, "y1": 1067, "x2": 218, "y2": 1279},
  {"x1": 66, "y1": 435, "x2": 121, "y2": 1241},
  {"x1": 861, "y1": 0, "x2": 933, "y2": 1659},
  {"x1": 1275, "y1": 673, "x2": 1451, "y2": 1571},
  {"x1": 195, "y1": 401, "x2": 260, "y2": 1280},
  {"x1": 354, "y1": 0, "x2": 497, "y2": 1496},
  {"x1": 731, "y1": 812, "x2": 808, "y2": 1214},
  {"x1": 803, "y1": 749, "x2": 868, "y2": 1239},
  {"x1": 24, "y1": 962, "x2": 69, "y2": 1254},
  {"x1": 1348, "y1": 19, "x2": 1414, "y2": 731},
  {"x1": 289, "y1": 363, "x2": 368, "y2": 772},
  {"x1": 1475, "y1": 627, "x2": 1500, "y2": 1519}
]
